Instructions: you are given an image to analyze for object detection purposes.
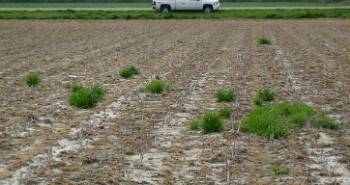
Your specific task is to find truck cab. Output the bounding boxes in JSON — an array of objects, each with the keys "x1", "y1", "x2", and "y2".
[{"x1": 152, "y1": 0, "x2": 220, "y2": 13}]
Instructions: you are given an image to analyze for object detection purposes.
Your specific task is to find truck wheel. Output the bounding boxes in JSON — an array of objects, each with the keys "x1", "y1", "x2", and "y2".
[
  {"x1": 161, "y1": 5, "x2": 170, "y2": 13},
  {"x1": 203, "y1": 5, "x2": 213, "y2": 13}
]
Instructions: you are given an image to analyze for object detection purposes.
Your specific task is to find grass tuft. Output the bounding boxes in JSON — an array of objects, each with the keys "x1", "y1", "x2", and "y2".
[
  {"x1": 215, "y1": 89, "x2": 236, "y2": 102},
  {"x1": 189, "y1": 119, "x2": 201, "y2": 131},
  {"x1": 254, "y1": 88, "x2": 277, "y2": 106},
  {"x1": 201, "y1": 112, "x2": 224, "y2": 134},
  {"x1": 145, "y1": 80, "x2": 169, "y2": 94},
  {"x1": 315, "y1": 118, "x2": 340, "y2": 129},
  {"x1": 25, "y1": 73, "x2": 41, "y2": 87},
  {"x1": 270, "y1": 165, "x2": 289, "y2": 175},
  {"x1": 218, "y1": 107, "x2": 233, "y2": 119},
  {"x1": 241, "y1": 101, "x2": 316, "y2": 139},
  {"x1": 119, "y1": 65, "x2": 139, "y2": 79},
  {"x1": 258, "y1": 38, "x2": 271, "y2": 45},
  {"x1": 69, "y1": 84, "x2": 106, "y2": 109}
]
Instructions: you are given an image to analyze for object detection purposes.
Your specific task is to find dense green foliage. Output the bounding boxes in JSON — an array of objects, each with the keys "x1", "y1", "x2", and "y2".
[
  {"x1": 215, "y1": 89, "x2": 236, "y2": 102},
  {"x1": 145, "y1": 80, "x2": 169, "y2": 94},
  {"x1": 270, "y1": 165, "x2": 290, "y2": 175},
  {"x1": 69, "y1": 84, "x2": 106, "y2": 109},
  {"x1": 201, "y1": 112, "x2": 224, "y2": 133},
  {"x1": 120, "y1": 65, "x2": 139, "y2": 79},
  {"x1": 241, "y1": 101, "x2": 316, "y2": 139},
  {"x1": 1, "y1": 9, "x2": 350, "y2": 19},
  {"x1": 25, "y1": 73, "x2": 41, "y2": 87},
  {"x1": 315, "y1": 118, "x2": 340, "y2": 129},
  {"x1": 189, "y1": 119, "x2": 201, "y2": 130},
  {"x1": 254, "y1": 88, "x2": 277, "y2": 106},
  {"x1": 258, "y1": 38, "x2": 272, "y2": 45},
  {"x1": 218, "y1": 107, "x2": 233, "y2": 119}
]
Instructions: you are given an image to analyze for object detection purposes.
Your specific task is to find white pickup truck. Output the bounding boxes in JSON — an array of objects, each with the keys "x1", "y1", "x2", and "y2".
[{"x1": 152, "y1": 0, "x2": 220, "y2": 13}]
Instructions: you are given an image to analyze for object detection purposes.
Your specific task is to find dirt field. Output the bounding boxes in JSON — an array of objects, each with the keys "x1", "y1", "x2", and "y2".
[{"x1": 0, "y1": 19, "x2": 350, "y2": 185}]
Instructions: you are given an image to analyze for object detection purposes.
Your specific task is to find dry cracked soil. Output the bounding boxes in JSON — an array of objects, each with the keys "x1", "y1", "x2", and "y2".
[{"x1": 0, "y1": 19, "x2": 350, "y2": 185}]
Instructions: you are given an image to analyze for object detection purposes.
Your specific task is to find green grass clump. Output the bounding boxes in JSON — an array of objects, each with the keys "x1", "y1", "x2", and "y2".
[
  {"x1": 69, "y1": 84, "x2": 106, "y2": 109},
  {"x1": 258, "y1": 38, "x2": 271, "y2": 45},
  {"x1": 119, "y1": 65, "x2": 139, "y2": 79},
  {"x1": 315, "y1": 118, "x2": 340, "y2": 129},
  {"x1": 25, "y1": 73, "x2": 41, "y2": 87},
  {"x1": 254, "y1": 88, "x2": 277, "y2": 106},
  {"x1": 189, "y1": 119, "x2": 201, "y2": 131},
  {"x1": 201, "y1": 112, "x2": 224, "y2": 134},
  {"x1": 145, "y1": 80, "x2": 169, "y2": 94},
  {"x1": 270, "y1": 165, "x2": 289, "y2": 175},
  {"x1": 215, "y1": 89, "x2": 236, "y2": 102},
  {"x1": 218, "y1": 107, "x2": 233, "y2": 119},
  {"x1": 241, "y1": 101, "x2": 316, "y2": 139}
]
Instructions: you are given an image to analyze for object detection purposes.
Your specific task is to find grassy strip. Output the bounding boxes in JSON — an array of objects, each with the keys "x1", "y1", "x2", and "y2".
[
  {"x1": 0, "y1": 2, "x2": 151, "y2": 8},
  {"x1": 0, "y1": 2, "x2": 343, "y2": 8},
  {"x1": 0, "y1": 9, "x2": 349, "y2": 19}
]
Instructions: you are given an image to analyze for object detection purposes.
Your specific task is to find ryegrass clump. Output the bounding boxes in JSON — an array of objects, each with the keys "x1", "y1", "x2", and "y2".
[
  {"x1": 218, "y1": 107, "x2": 233, "y2": 119},
  {"x1": 270, "y1": 165, "x2": 289, "y2": 175},
  {"x1": 254, "y1": 88, "x2": 277, "y2": 106},
  {"x1": 241, "y1": 101, "x2": 316, "y2": 139},
  {"x1": 188, "y1": 119, "x2": 201, "y2": 131},
  {"x1": 201, "y1": 112, "x2": 224, "y2": 134},
  {"x1": 145, "y1": 80, "x2": 169, "y2": 94},
  {"x1": 119, "y1": 65, "x2": 139, "y2": 79},
  {"x1": 315, "y1": 118, "x2": 340, "y2": 129},
  {"x1": 25, "y1": 73, "x2": 41, "y2": 87},
  {"x1": 69, "y1": 84, "x2": 106, "y2": 109},
  {"x1": 215, "y1": 89, "x2": 236, "y2": 102},
  {"x1": 258, "y1": 38, "x2": 271, "y2": 45}
]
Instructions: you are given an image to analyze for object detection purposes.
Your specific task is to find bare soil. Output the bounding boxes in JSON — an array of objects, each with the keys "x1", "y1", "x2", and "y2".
[{"x1": 0, "y1": 19, "x2": 349, "y2": 185}]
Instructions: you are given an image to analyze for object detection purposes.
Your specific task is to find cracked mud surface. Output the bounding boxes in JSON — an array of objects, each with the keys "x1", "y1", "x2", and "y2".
[{"x1": 0, "y1": 19, "x2": 349, "y2": 185}]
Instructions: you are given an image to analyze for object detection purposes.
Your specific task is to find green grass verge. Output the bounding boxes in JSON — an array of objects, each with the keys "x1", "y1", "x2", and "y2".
[
  {"x1": 241, "y1": 101, "x2": 316, "y2": 139},
  {"x1": 0, "y1": 2, "x2": 344, "y2": 8},
  {"x1": 0, "y1": 9, "x2": 350, "y2": 19},
  {"x1": 0, "y1": 2, "x2": 151, "y2": 8}
]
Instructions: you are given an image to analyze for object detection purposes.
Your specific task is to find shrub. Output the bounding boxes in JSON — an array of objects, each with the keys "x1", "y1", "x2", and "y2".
[
  {"x1": 241, "y1": 101, "x2": 316, "y2": 139},
  {"x1": 189, "y1": 119, "x2": 201, "y2": 131},
  {"x1": 25, "y1": 73, "x2": 41, "y2": 87},
  {"x1": 254, "y1": 88, "x2": 276, "y2": 106},
  {"x1": 271, "y1": 165, "x2": 289, "y2": 175},
  {"x1": 145, "y1": 80, "x2": 169, "y2": 94},
  {"x1": 258, "y1": 38, "x2": 271, "y2": 45},
  {"x1": 315, "y1": 118, "x2": 340, "y2": 129},
  {"x1": 218, "y1": 107, "x2": 233, "y2": 119},
  {"x1": 215, "y1": 89, "x2": 236, "y2": 102},
  {"x1": 119, "y1": 65, "x2": 139, "y2": 79},
  {"x1": 69, "y1": 84, "x2": 106, "y2": 109},
  {"x1": 201, "y1": 112, "x2": 224, "y2": 134}
]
